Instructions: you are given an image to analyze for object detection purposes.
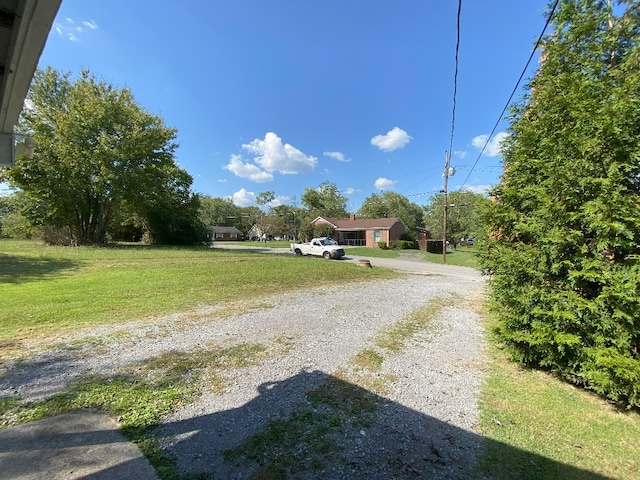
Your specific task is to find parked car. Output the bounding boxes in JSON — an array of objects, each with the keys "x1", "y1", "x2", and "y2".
[{"x1": 290, "y1": 237, "x2": 345, "y2": 259}]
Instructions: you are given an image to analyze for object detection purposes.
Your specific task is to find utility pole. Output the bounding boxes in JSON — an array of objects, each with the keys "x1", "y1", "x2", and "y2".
[{"x1": 442, "y1": 151, "x2": 451, "y2": 264}]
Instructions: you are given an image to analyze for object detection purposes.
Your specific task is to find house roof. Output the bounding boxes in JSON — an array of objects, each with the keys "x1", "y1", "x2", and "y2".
[
  {"x1": 312, "y1": 216, "x2": 404, "y2": 231},
  {"x1": 0, "y1": 0, "x2": 62, "y2": 166},
  {"x1": 211, "y1": 226, "x2": 242, "y2": 234}
]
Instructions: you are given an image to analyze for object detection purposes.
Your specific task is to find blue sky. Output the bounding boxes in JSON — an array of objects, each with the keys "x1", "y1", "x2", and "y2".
[{"x1": 37, "y1": 0, "x2": 551, "y2": 212}]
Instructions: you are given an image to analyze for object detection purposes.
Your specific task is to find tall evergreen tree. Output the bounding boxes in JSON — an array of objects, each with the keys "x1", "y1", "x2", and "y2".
[{"x1": 483, "y1": 0, "x2": 640, "y2": 406}]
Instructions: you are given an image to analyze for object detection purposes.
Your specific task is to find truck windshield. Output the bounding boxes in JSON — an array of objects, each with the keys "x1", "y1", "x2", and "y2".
[{"x1": 320, "y1": 238, "x2": 337, "y2": 246}]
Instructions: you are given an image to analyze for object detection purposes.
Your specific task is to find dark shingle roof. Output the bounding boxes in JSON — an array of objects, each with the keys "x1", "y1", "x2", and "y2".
[
  {"x1": 211, "y1": 226, "x2": 242, "y2": 234},
  {"x1": 313, "y1": 216, "x2": 403, "y2": 230}
]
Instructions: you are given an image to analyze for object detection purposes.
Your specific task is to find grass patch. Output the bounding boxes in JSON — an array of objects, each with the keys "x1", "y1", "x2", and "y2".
[
  {"x1": 224, "y1": 375, "x2": 380, "y2": 478},
  {"x1": 350, "y1": 349, "x2": 384, "y2": 372},
  {"x1": 421, "y1": 246, "x2": 480, "y2": 269},
  {"x1": 374, "y1": 298, "x2": 453, "y2": 353},
  {"x1": 0, "y1": 239, "x2": 396, "y2": 350},
  {"x1": 477, "y1": 324, "x2": 640, "y2": 479},
  {"x1": 1, "y1": 340, "x2": 275, "y2": 478}
]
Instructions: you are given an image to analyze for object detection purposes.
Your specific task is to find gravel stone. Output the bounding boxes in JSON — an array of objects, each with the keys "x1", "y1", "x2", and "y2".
[{"x1": 1, "y1": 262, "x2": 487, "y2": 479}]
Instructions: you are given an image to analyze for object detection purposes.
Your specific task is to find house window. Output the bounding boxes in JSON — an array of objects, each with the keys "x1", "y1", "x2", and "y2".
[
  {"x1": 215, "y1": 232, "x2": 224, "y2": 239},
  {"x1": 373, "y1": 230, "x2": 381, "y2": 242},
  {"x1": 230, "y1": 233, "x2": 237, "y2": 239}
]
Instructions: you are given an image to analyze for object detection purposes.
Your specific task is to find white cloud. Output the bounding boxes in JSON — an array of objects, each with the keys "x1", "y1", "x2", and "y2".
[
  {"x1": 324, "y1": 151, "x2": 350, "y2": 162},
  {"x1": 82, "y1": 20, "x2": 99, "y2": 30},
  {"x1": 230, "y1": 188, "x2": 256, "y2": 207},
  {"x1": 464, "y1": 184, "x2": 493, "y2": 195},
  {"x1": 374, "y1": 177, "x2": 397, "y2": 190},
  {"x1": 343, "y1": 187, "x2": 356, "y2": 195},
  {"x1": 471, "y1": 132, "x2": 509, "y2": 157},
  {"x1": 54, "y1": 18, "x2": 99, "y2": 42},
  {"x1": 272, "y1": 195, "x2": 291, "y2": 207},
  {"x1": 243, "y1": 132, "x2": 317, "y2": 174},
  {"x1": 371, "y1": 127, "x2": 412, "y2": 152},
  {"x1": 224, "y1": 154, "x2": 274, "y2": 183}
]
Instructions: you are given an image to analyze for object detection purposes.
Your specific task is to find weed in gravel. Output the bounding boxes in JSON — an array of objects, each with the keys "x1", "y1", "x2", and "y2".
[
  {"x1": 374, "y1": 297, "x2": 455, "y2": 353},
  {"x1": 224, "y1": 375, "x2": 381, "y2": 478},
  {"x1": 0, "y1": 341, "x2": 274, "y2": 479},
  {"x1": 272, "y1": 335, "x2": 298, "y2": 355},
  {"x1": 12, "y1": 373, "x2": 193, "y2": 438},
  {"x1": 140, "y1": 342, "x2": 269, "y2": 378},
  {"x1": 351, "y1": 348, "x2": 383, "y2": 372}
]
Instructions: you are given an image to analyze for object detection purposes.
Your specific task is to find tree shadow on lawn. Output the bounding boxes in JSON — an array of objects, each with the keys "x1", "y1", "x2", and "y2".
[
  {"x1": 152, "y1": 370, "x2": 615, "y2": 480},
  {"x1": 0, "y1": 254, "x2": 80, "y2": 284}
]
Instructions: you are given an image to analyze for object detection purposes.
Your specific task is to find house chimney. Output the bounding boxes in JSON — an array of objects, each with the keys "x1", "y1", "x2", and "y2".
[{"x1": 349, "y1": 213, "x2": 356, "y2": 221}]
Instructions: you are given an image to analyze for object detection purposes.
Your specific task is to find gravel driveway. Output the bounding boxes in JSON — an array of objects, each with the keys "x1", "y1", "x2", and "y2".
[{"x1": 1, "y1": 252, "x2": 488, "y2": 479}]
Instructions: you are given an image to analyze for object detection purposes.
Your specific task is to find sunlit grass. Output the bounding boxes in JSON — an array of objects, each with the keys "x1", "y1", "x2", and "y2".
[
  {"x1": 421, "y1": 246, "x2": 480, "y2": 269},
  {"x1": 477, "y1": 319, "x2": 640, "y2": 479},
  {"x1": 0, "y1": 340, "x2": 281, "y2": 479},
  {"x1": 0, "y1": 239, "x2": 397, "y2": 348}
]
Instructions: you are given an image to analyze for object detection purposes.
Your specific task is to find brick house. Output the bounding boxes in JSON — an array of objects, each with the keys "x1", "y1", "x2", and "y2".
[
  {"x1": 311, "y1": 214, "x2": 407, "y2": 248},
  {"x1": 210, "y1": 226, "x2": 242, "y2": 241}
]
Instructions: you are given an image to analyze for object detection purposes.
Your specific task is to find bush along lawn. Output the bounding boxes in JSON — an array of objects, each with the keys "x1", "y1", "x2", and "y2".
[{"x1": 476, "y1": 323, "x2": 640, "y2": 480}]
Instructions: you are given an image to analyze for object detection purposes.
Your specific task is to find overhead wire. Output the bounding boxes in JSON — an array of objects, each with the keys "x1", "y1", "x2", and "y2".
[
  {"x1": 448, "y1": 0, "x2": 463, "y2": 157},
  {"x1": 457, "y1": 0, "x2": 560, "y2": 191}
]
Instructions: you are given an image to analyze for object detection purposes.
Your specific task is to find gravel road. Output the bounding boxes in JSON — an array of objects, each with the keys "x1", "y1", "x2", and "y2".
[{"x1": 1, "y1": 252, "x2": 488, "y2": 479}]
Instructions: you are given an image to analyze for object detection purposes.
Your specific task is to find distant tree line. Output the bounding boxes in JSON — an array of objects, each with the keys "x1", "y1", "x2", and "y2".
[{"x1": 0, "y1": 68, "x2": 488, "y2": 246}]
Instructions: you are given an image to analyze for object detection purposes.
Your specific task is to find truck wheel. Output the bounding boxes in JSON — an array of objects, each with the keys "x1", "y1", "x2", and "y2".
[
  {"x1": 323, "y1": 251, "x2": 331, "y2": 260},
  {"x1": 295, "y1": 248, "x2": 302, "y2": 256}
]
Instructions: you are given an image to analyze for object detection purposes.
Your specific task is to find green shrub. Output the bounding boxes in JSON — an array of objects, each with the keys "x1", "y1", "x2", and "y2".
[
  {"x1": 390, "y1": 240, "x2": 415, "y2": 250},
  {"x1": 377, "y1": 241, "x2": 387, "y2": 250},
  {"x1": 482, "y1": 1, "x2": 640, "y2": 407}
]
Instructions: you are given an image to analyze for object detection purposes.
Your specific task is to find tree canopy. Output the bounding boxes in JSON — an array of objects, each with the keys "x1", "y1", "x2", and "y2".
[
  {"x1": 482, "y1": 0, "x2": 640, "y2": 406},
  {"x1": 422, "y1": 190, "x2": 488, "y2": 243},
  {"x1": 9, "y1": 68, "x2": 206, "y2": 245},
  {"x1": 301, "y1": 181, "x2": 348, "y2": 219},
  {"x1": 357, "y1": 191, "x2": 424, "y2": 234}
]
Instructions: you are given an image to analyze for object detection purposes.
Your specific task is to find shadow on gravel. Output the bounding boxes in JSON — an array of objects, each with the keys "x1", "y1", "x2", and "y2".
[{"x1": 153, "y1": 370, "x2": 614, "y2": 480}]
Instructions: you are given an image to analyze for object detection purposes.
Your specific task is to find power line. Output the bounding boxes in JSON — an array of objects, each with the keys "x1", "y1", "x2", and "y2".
[
  {"x1": 457, "y1": 0, "x2": 560, "y2": 191},
  {"x1": 448, "y1": 0, "x2": 463, "y2": 156},
  {"x1": 442, "y1": 0, "x2": 462, "y2": 263}
]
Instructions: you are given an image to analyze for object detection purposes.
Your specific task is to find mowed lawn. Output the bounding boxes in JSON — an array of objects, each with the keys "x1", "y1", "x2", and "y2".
[{"x1": 0, "y1": 239, "x2": 397, "y2": 346}]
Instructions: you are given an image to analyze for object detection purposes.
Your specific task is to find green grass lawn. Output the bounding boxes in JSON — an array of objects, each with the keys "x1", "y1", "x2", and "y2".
[
  {"x1": 2, "y1": 238, "x2": 638, "y2": 480},
  {"x1": 0, "y1": 239, "x2": 397, "y2": 350},
  {"x1": 218, "y1": 241, "x2": 482, "y2": 268},
  {"x1": 421, "y1": 246, "x2": 480, "y2": 269},
  {"x1": 477, "y1": 320, "x2": 640, "y2": 479}
]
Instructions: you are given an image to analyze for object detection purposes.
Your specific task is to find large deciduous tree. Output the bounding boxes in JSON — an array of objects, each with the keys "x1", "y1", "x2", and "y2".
[
  {"x1": 301, "y1": 181, "x2": 348, "y2": 218},
  {"x1": 422, "y1": 190, "x2": 488, "y2": 243},
  {"x1": 198, "y1": 196, "x2": 240, "y2": 227},
  {"x1": 357, "y1": 191, "x2": 424, "y2": 235},
  {"x1": 483, "y1": 0, "x2": 640, "y2": 406},
  {"x1": 9, "y1": 68, "x2": 206, "y2": 245}
]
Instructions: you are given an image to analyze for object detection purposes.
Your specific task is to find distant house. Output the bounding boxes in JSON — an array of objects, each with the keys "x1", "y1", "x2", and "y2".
[
  {"x1": 311, "y1": 214, "x2": 406, "y2": 248},
  {"x1": 210, "y1": 226, "x2": 242, "y2": 241},
  {"x1": 247, "y1": 224, "x2": 263, "y2": 242}
]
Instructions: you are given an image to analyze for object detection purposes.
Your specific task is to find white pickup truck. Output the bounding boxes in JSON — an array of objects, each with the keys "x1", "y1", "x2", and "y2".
[{"x1": 290, "y1": 237, "x2": 346, "y2": 259}]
